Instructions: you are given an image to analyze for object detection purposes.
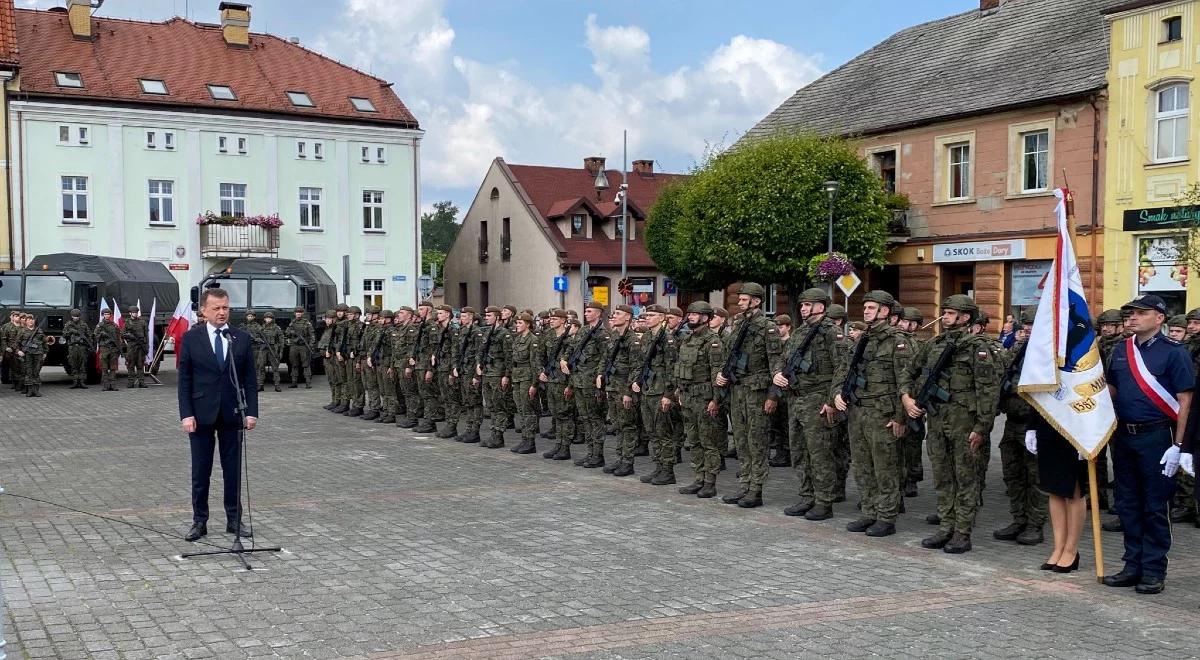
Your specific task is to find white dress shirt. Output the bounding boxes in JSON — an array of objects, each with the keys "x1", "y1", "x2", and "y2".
[{"x1": 206, "y1": 322, "x2": 230, "y2": 359}]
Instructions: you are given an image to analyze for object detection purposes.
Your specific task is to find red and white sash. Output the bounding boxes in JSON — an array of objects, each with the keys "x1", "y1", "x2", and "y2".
[{"x1": 1125, "y1": 336, "x2": 1180, "y2": 420}]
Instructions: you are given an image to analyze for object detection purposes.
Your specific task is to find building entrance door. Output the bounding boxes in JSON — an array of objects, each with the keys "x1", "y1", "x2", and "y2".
[{"x1": 941, "y1": 264, "x2": 975, "y2": 298}]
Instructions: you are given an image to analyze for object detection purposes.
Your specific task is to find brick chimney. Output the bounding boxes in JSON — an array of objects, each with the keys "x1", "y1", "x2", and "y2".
[
  {"x1": 632, "y1": 159, "x2": 654, "y2": 175},
  {"x1": 980, "y1": 0, "x2": 1000, "y2": 9},
  {"x1": 219, "y1": 1, "x2": 251, "y2": 47},
  {"x1": 66, "y1": 0, "x2": 92, "y2": 40},
  {"x1": 583, "y1": 156, "x2": 606, "y2": 177}
]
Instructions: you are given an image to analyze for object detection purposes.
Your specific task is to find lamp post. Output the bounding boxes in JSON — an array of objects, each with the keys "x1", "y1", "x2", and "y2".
[{"x1": 823, "y1": 180, "x2": 840, "y2": 295}]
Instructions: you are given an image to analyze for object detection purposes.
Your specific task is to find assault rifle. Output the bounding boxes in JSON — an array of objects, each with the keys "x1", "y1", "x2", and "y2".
[
  {"x1": 906, "y1": 337, "x2": 958, "y2": 434},
  {"x1": 432, "y1": 323, "x2": 450, "y2": 368},
  {"x1": 598, "y1": 329, "x2": 629, "y2": 390},
  {"x1": 632, "y1": 328, "x2": 667, "y2": 396},
  {"x1": 997, "y1": 339, "x2": 1028, "y2": 407},
  {"x1": 566, "y1": 322, "x2": 603, "y2": 372},
  {"x1": 452, "y1": 321, "x2": 476, "y2": 380},
  {"x1": 837, "y1": 334, "x2": 870, "y2": 416},
  {"x1": 409, "y1": 318, "x2": 428, "y2": 362},
  {"x1": 477, "y1": 324, "x2": 499, "y2": 371},
  {"x1": 768, "y1": 320, "x2": 822, "y2": 402},
  {"x1": 714, "y1": 315, "x2": 753, "y2": 404},
  {"x1": 539, "y1": 330, "x2": 570, "y2": 389}
]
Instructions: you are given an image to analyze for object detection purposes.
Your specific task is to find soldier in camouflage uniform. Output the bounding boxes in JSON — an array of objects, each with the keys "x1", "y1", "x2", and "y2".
[
  {"x1": 969, "y1": 309, "x2": 1002, "y2": 505},
  {"x1": 897, "y1": 306, "x2": 927, "y2": 496},
  {"x1": 319, "y1": 309, "x2": 341, "y2": 409},
  {"x1": 417, "y1": 305, "x2": 452, "y2": 432},
  {"x1": 452, "y1": 307, "x2": 481, "y2": 442},
  {"x1": 540, "y1": 310, "x2": 575, "y2": 459},
  {"x1": 244, "y1": 311, "x2": 265, "y2": 390},
  {"x1": 666, "y1": 307, "x2": 689, "y2": 465},
  {"x1": 408, "y1": 301, "x2": 438, "y2": 432},
  {"x1": 64, "y1": 308, "x2": 93, "y2": 389},
  {"x1": 329, "y1": 304, "x2": 351, "y2": 413},
  {"x1": 901, "y1": 294, "x2": 1000, "y2": 553},
  {"x1": 96, "y1": 308, "x2": 121, "y2": 391},
  {"x1": 631, "y1": 304, "x2": 679, "y2": 482},
  {"x1": 770, "y1": 288, "x2": 842, "y2": 519},
  {"x1": 825, "y1": 303, "x2": 853, "y2": 501},
  {"x1": 286, "y1": 307, "x2": 315, "y2": 388},
  {"x1": 674, "y1": 301, "x2": 726, "y2": 497},
  {"x1": 475, "y1": 306, "x2": 512, "y2": 448},
  {"x1": 832, "y1": 290, "x2": 910, "y2": 536},
  {"x1": 358, "y1": 308, "x2": 384, "y2": 420},
  {"x1": 599, "y1": 305, "x2": 638, "y2": 476},
  {"x1": 993, "y1": 311, "x2": 1047, "y2": 545},
  {"x1": 122, "y1": 304, "x2": 149, "y2": 388},
  {"x1": 434, "y1": 307, "x2": 467, "y2": 438},
  {"x1": 373, "y1": 310, "x2": 401, "y2": 423},
  {"x1": 259, "y1": 312, "x2": 284, "y2": 393},
  {"x1": 767, "y1": 314, "x2": 793, "y2": 468},
  {"x1": 17, "y1": 314, "x2": 45, "y2": 396},
  {"x1": 500, "y1": 304, "x2": 519, "y2": 430},
  {"x1": 563, "y1": 302, "x2": 610, "y2": 467},
  {"x1": 3, "y1": 310, "x2": 22, "y2": 390},
  {"x1": 509, "y1": 313, "x2": 540, "y2": 454},
  {"x1": 391, "y1": 307, "x2": 416, "y2": 427},
  {"x1": 718, "y1": 282, "x2": 783, "y2": 508},
  {"x1": 347, "y1": 306, "x2": 368, "y2": 415}
]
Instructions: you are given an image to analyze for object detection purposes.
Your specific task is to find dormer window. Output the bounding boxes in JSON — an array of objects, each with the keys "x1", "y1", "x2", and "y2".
[
  {"x1": 139, "y1": 79, "x2": 168, "y2": 95},
  {"x1": 571, "y1": 214, "x2": 585, "y2": 236},
  {"x1": 287, "y1": 91, "x2": 314, "y2": 107},
  {"x1": 1164, "y1": 16, "x2": 1183, "y2": 43},
  {"x1": 54, "y1": 72, "x2": 83, "y2": 88},
  {"x1": 350, "y1": 97, "x2": 377, "y2": 112},
  {"x1": 207, "y1": 84, "x2": 237, "y2": 101}
]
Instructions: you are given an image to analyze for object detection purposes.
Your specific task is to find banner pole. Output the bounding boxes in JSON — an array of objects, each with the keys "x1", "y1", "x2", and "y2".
[{"x1": 1087, "y1": 457, "x2": 1105, "y2": 583}]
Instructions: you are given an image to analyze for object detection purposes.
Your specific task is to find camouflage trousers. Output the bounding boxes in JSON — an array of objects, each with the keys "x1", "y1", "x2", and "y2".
[
  {"x1": 400, "y1": 368, "x2": 422, "y2": 421},
  {"x1": 440, "y1": 372, "x2": 461, "y2": 429},
  {"x1": 288, "y1": 346, "x2": 311, "y2": 384},
  {"x1": 503, "y1": 386, "x2": 516, "y2": 428},
  {"x1": 927, "y1": 401, "x2": 985, "y2": 535},
  {"x1": 999, "y1": 414, "x2": 1047, "y2": 526},
  {"x1": 732, "y1": 386, "x2": 772, "y2": 489},
  {"x1": 68, "y1": 345, "x2": 89, "y2": 383},
  {"x1": 419, "y1": 368, "x2": 443, "y2": 422},
  {"x1": 462, "y1": 377, "x2": 483, "y2": 434},
  {"x1": 513, "y1": 380, "x2": 538, "y2": 442},
  {"x1": 680, "y1": 383, "x2": 721, "y2": 479},
  {"x1": 573, "y1": 385, "x2": 606, "y2": 457},
  {"x1": 546, "y1": 383, "x2": 575, "y2": 449},
  {"x1": 729, "y1": 386, "x2": 747, "y2": 460},
  {"x1": 607, "y1": 390, "x2": 639, "y2": 464},
  {"x1": 899, "y1": 428, "x2": 924, "y2": 485},
  {"x1": 23, "y1": 353, "x2": 43, "y2": 390},
  {"x1": 640, "y1": 394, "x2": 675, "y2": 471},
  {"x1": 1175, "y1": 472, "x2": 1196, "y2": 516},
  {"x1": 100, "y1": 348, "x2": 119, "y2": 388},
  {"x1": 847, "y1": 397, "x2": 902, "y2": 523},
  {"x1": 7, "y1": 350, "x2": 23, "y2": 388},
  {"x1": 482, "y1": 376, "x2": 508, "y2": 437},
  {"x1": 258, "y1": 349, "x2": 281, "y2": 388},
  {"x1": 361, "y1": 359, "x2": 381, "y2": 412},
  {"x1": 833, "y1": 422, "x2": 851, "y2": 499},
  {"x1": 789, "y1": 390, "x2": 837, "y2": 505},
  {"x1": 323, "y1": 356, "x2": 340, "y2": 404},
  {"x1": 125, "y1": 347, "x2": 146, "y2": 386},
  {"x1": 377, "y1": 365, "x2": 398, "y2": 415}
]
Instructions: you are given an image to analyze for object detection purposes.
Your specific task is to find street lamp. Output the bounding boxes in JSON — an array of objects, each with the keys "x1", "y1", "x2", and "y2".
[{"x1": 823, "y1": 180, "x2": 840, "y2": 254}]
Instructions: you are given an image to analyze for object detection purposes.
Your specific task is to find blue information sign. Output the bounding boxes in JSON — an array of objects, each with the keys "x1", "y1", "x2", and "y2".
[
  {"x1": 553, "y1": 276, "x2": 568, "y2": 292},
  {"x1": 392, "y1": 275, "x2": 407, "y2": 282}
]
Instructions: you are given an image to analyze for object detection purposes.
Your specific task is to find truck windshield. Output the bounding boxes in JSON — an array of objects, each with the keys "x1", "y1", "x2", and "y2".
[
  {"x1": 24, "y1": 275, "x2": 72, "y2": 307},
  {"x1": 0, "y1": 274, "x2": 21, "y2": 306},
  {"x1": 252, "y1": 279, "x2": 297, "y2": 309},
  {"x1": 207, "y1": 279, "x2": 248, "y2": 307}
]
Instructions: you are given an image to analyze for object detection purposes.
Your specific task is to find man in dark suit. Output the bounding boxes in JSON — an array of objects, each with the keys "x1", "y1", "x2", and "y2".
[{"x1": 178, "y1": 288, "x2": 259, "y2": 542}]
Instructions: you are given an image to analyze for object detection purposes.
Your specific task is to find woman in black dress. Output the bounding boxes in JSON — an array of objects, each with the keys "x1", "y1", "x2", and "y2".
[{"x1": 1028, "y1": 413, "x2": 1088, "y2": 572}]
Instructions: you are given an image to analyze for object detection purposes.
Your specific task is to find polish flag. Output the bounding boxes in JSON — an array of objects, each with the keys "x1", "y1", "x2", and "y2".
[
  {"x1": 144, "y1": 298, "x2": 157, "y2": 366},
  {"x1": 166, "y1": 300, "x2": 197, "y2": 365},
  {"x1": 113, "y1": 300, "x2": 124, "y2": 329},
  {"x1": 96, "y1": 298, "x2": 110, "y2": 370}
]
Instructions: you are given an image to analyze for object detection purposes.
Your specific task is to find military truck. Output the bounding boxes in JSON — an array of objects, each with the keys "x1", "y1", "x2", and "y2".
[
  {"x1": 193, "y1": 258, "x2": 338, "y2": 374},
  {"x1": 0, "y1": 253, "x2": 180, "y2": 382}
]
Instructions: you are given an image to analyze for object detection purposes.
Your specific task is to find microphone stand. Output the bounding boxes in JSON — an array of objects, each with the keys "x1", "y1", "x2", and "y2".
[{"x1": 181, "y1": 329, "x2": 281, "y2": 570}]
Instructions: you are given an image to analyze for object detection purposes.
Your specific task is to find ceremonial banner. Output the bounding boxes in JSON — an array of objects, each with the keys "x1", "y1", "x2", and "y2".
[{"x1": 1017, "y1": 188, "x2": 1116, "y2": 459}]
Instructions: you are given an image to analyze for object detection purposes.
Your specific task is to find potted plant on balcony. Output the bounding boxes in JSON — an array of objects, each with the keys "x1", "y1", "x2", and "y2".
[{"x1": 195, "y1": 211, "x2": 284, "y2": 228}]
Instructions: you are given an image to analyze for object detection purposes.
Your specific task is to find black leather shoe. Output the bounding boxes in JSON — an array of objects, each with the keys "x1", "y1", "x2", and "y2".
[
  {"x1": 184, "y1": 522, "x2": 207, "y2": 542},
  {"x1": 1102, "y1": 569, "x2": 1142, "y2": 588},
  {"x1": 226, "y1": 522, "x2": 253, "y2": 538},
  {"x1": 1102, "y1": 517, "x2": 1124, "y2": 532},
  {"x1": 1135, "y1": 577, "x2": 1165, "y2": 594},
  {"x1": 1051, "y1": 553, "x2": 1079, "y2": 573}
]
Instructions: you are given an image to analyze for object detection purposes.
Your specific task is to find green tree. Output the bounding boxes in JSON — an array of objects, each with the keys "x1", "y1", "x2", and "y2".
[
  {"x1": 646, "y1": 133, "x2": 891, "y2": 300},
  {"x1": 421, "y1": 200, "x2": 461, "y2": 253},
  {"x1": 422, "y1": 249, "x2": 447, "y2": 288}
]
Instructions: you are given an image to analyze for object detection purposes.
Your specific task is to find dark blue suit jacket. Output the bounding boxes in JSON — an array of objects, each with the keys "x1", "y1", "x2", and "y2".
[{"x1": 177, "y1": 324, "x2": 259, "y2": 426}]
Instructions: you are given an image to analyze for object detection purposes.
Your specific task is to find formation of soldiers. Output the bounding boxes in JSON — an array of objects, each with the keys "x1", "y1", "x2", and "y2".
[
  {"x1": 239, "y1": 308, "x2": 316, "y2": 392},
  {"x1": 306, "y1": 285, "x2": 1078, "y2": 554}
]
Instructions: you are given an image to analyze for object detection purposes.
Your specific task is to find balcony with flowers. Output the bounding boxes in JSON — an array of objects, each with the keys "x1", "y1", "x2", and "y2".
[{"x1": 197, "y1": 211, "x2": 282, "y2": 258}]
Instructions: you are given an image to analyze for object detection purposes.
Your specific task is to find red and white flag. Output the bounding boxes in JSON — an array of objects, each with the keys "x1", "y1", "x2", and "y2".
[
  {"x1": 113, "y1": 300, "x2": 124, "y2": 329},
  {"x1": 96, "y1": 298, "x2": 110, "y2": 369},
  {"x1": 144, "y1": 298, "x2": 157, "y2": 366},
  {"x1": 166, "y1": 300, "x2": 196, "y2": 365}
]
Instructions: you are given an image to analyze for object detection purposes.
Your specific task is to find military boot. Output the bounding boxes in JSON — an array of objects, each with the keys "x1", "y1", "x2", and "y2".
[
  {"x1": 379, "y1": 414, "x2": 396, "y2": 424},
  {"x1": 943, "y1": 532, "x2": 973, "y2": 554},
  {"x1": 612, "y1": 461, "x2": 635, "y2": 477},
  {"x1": 574, "y1": 450, "x2": 592, "y2": 466},
  {"x1": 305, "y1": 382, "x2": 312, "y2": 389},
  {"x1": 551, "y1": 445, "x2": 572, "y2": 460},
  {"x1": 675, "y1": 447, "x2": 683, "y2": 465},
  {"x1": 921, "y1": 530, "x2": 952, "y2": 549},
  {"x1": 865, "y1": 521, "x2": 895, "y2": 537},
  {"x1": 488, "y1": 434, "x2": 506, "y2": 449},
  {"x1": 323, "y1": 403, "x2": 337, "y2": 410},
  {"x1": 603, "y1": 462, "x2": 620, "y2": 474},
  {"x1": 722, "y1": 488, "x2": 748, "y2": 504},
  {"x1": 679, "y1": 479, "x2": 705, "y2": 495},
  {"x1": 992, "y1": 522, "x2": 1025, "y2": 541},
  {"x1": 640, "y1": 468, "x2": 663, "y2": 484},
  {"x1": 904, "y1": 480, "x2": 918, "y2": 498},
  {"x1": 1169, "y1": 507, "x2": 1195, "y2": 524},
  {"x1": 461, "y1": 430, "x2": 481, "y2": 444},
  {"x1": 331, "y1": 404, "x2": 348, "y2": 414},
  {"x1": 274, "y1": 383, "x2": 282, "y2": 392},
  {"x1": 1016, "y1": 525, "x2": 1045, "y2": 546},
  {"x1": 583, "y1": 454, "x2": 605, "y2": 468},
  {"x1": 436, "y1": 425, "x2": 458, "y2": 439},
  {"x1": 926, "y1": 513, "x2": 941, "y2": 526},
  {"x1": 737, "y1": 489, "x2": 762, "y2": 508},
  {"x1": 543, "y1": 446, "x2": 559, "y2": 458},
  {"x1": 783, "y1": 500, "x2": 815, "y2": 517},
  {"x1": 78, "y1": 382, "x2": 88, "y2": 389},
  {"x1": 768, "y1": 447, "x2": 790, "y2": 468},
  {"x1": 651, "y1": 467, "x2": 676, "y2": 485},
  {"x1": 396, "y1": 416, "x2": 417, "y2": 429},
  {"x1": 289, "y1": 382, "x2": 298, "y2": 389},
  {"x1": 804, "y1": 504, "x2": 833, "y2": 521},
  {"x1": 696, "y1": 475, "x2": 717, "y2": 498},
  {"x1": 1102, "y1": 517, "x2": 1123, "y2": 532},
  {"x1": 516, "y1": 439, "x2": 537, "y2": 455},
  {"x1": 346, "y1": 407, "x2": 364, "y2": 417},
  {"x1": 718, "y1": 457, "x2": 727, "y2": 472},
  {"x1": 846, "y1": 517, "x2": 875, "y2": 533},
  {"x1": 361, "y1": 410, "x2": 380, "y2": 421},
  {"x1": 414, "y1": 418, "x2": 436, "y2": 433}
]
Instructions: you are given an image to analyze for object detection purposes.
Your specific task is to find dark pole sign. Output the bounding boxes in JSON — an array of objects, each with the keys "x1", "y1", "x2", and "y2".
[{"x1": 1123, "y1": 205, "x2": 1200, "y2": 231}]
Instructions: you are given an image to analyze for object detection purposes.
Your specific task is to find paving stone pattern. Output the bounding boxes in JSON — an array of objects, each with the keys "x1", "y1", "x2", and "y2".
[{"x1": 3, "y1": 370, "x2": 1200, "y2": 658}]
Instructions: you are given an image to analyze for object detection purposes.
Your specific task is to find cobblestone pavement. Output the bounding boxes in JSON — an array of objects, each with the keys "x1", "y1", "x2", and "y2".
[{"x1": 3, "y1": 369, "x2": 1200, "y2": 659}]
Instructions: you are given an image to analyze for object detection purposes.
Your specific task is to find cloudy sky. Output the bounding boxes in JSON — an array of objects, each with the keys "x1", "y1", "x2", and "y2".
[{"x1": 23, "y1": 0, "x2": 970, "y2": 212}]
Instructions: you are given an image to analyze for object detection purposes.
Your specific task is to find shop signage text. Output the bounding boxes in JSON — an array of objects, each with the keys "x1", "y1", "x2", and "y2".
[
  {"x1": 1123, "y1": 205, "x2": 1200, "y2": 232},
  {"x1": 931, "y1": 239, "x2": 1027, "y2": 263}
]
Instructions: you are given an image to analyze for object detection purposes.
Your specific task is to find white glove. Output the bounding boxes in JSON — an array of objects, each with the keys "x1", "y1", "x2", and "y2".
[
  {"x1": 1181, "y1": 452, "x2": 1195, "y2": 477},
  {"x1": 1161, "y1": 444, "x2": 1181, "y2": 477},
  {"x1": 1024, "y1": 429, "x2": 1037, "y2": 455}
]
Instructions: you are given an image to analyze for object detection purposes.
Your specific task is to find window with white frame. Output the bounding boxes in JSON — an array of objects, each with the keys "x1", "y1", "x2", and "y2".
[
  {"x1": 948, "y1": 143, "x2": 971, "y2": 200},
  {"x1": 313, "y1": 141, "x2": 324, "y2": 160},
  {"x1": 61, "y1": 176, "x2": 89, "y2": 223},
  {"x1": 218, "y1": 135, "x2": 228, "y2": 153},
  {"x1": 375, "y1": 146, "x2": 386, "y2": 164},
  {"x1": 54, "y1": 72, "x2": 83, "y2": 88},
  {"x1": 217, "y1": 134, "x2": 247, "y2": 155},
  {"x1": 297, "y1": 140, "x2": 307, "y2": 159},
  {"x1": 56, "y1": 124, "x2": 91, "y2": 147},
  {"x1": 299, "y1": 187, "x2": 322, "y2": 230},
  {"x1": 1020, "y1": 130, "x2": 1049, "y2": 192},
  {"x1": 350, "y1": 97, "x2": 377, "y2": 112},
  {"x1": 139, "y1": 78, "x2": 168, "y2": 95},
  {"x1": 286, "y1": 90, "x2": 314, "y2": 107},
  {"x1": 219, "y1": 183, "x2": 247, "y2": 217},
  {"x1": 360, "y1": 145, "x2": 370, "y2": 163},
  {"x1": 362, "y1": 190, "x2": 384, "y2": 231},
  {"x1": 237, "y1": 136, "x2": 247, "y2": 154},
  {"x1": 363, "y1": 278, "x2": 384, "y2": 309},
  {"x1": 164, "y1": 131, "x2": 175, "y2": 150},
  {"x1": 148, "y1": 180, "x2": 174, "y2": 225},
  {"x1": 1155, "y1": 83, "x2": 1190, "y2": 162}
]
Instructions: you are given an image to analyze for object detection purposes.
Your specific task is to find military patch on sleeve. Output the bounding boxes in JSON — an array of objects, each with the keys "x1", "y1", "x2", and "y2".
[
  {"x1": 977, "y1": 350, "x2": 990, "y2": 360},
  {"x1": 767, "y1": 329, "x2": 777, "y2": 334},
  {"x1": 896, "y1": 342, "x2": 907, "y2": 351},
  {"x1": 711, "y1": 342, "x2": 721, "y2": 348}
]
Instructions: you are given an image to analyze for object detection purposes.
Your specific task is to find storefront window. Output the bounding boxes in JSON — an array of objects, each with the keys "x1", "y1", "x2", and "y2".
[
  {"x1": 1009, "y1": 260, "x2": 1052, "y2": 319},
  {"x1": 1137, "y1": 234, "x2": 1188, "y2": 315},
  {"x1": 630, "y1": 277, "x2": 657, "y2": 311}
]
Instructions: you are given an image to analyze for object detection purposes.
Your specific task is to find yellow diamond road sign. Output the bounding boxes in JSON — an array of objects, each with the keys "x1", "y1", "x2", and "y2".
[{"x1": 836, "y1": 272, "x2": 861, "y2": 298}]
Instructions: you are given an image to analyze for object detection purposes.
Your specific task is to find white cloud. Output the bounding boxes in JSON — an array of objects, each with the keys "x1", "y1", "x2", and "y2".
[{"x1": 319, "y1": 3, "x2": 824, "y2": 194}]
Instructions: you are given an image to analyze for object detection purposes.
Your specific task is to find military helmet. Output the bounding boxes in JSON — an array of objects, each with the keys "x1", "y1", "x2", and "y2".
[
  {"x1": 369, "y1": 305, "x2": 381, "y2": 314},
  {"x1": 349, "y1": 306, "x2": 361, "y2": 314},
  {"x1": 294, "y1": 307, "x2": 304, "y2": 313},
  {"x1": 687, "y1": 301, "x2": 714, "y2": 315},
  {"x1": 668, "y1": 307, "x2": 684, "y2": 317},
  {"x1": 1169, "y1": 314, "x2": 1187, "y2": 329},
  {"x1": 863, "y1": 290, "x2": 897, "y2": 309},
  {"x1": 101, "y1": 308, "x2": 113, "y2": 316},
  {"x1": 739, "y1": 282, "x2": 766, "y2": 299},
  {"x1": 973, "y1": 309, "x2": 990, "y2": 326},
  {"x1": 901, "y1": 306, "x2": 923, "y2": 324},
  {"x1": 774, "y1": 314, "x2": 793, "y2": 326},
  {"x1": 70, "y1": 308, "x2": 82, "y2": 317},
  {"x1": 1019, "y1": 310, "x2": 1036, "y2": 325},
  {"x1": 380, "y1": 309, "x2": 395, "y2": 319},
  {"x1": 263, "y1": 311, "x2": 274, "y2": 319},
  {"x1": 335, "y1": 303, "x2": 349, "y2": 312},
  {"x1": 324, "y1": 309, "x2": 335, "y2": 318},
  {"x1": 1096, "y1": 308, "x2": 1122, "y2": 325},
  {"x1": 1186, "y1": 308, "x2": 1200, "y2": 322},
  {"x1": 245, "y1": 311, "x2": 256, "y2": 319},
  {"x1": 799, "y1": 287, "x2": 831, "y2": 305},
  {"x1": 826, "y1": 304, "x2": 847, "y2": 320}
]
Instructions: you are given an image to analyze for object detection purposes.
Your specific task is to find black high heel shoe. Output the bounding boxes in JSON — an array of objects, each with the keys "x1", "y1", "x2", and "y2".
[
  {"x1": 1052, "y1": 553, "x2": 1080, "y2": 573},
  {"x1": 1040, "y1": 561, "x2": 1056, "y2": 571}
]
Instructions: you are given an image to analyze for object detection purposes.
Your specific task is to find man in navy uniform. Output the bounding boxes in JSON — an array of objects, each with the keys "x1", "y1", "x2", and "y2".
[
  {"x1": 1104, "y1": 294, "x2": 1193, "y2": 594},
  {"x1": 178, "y1": 288, "x2": 260, "y2": 543}
]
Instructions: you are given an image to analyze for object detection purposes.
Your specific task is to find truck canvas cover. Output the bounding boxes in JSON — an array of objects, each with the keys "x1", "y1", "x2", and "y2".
[{"x1": 24, "y1": 253, "x2": 179, "y2": 318}]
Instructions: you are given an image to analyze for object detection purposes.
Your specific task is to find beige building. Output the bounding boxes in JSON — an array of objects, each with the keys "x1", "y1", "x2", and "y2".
[{"x1": 444, "y1": 157, "x2": 687, "y2": 312}]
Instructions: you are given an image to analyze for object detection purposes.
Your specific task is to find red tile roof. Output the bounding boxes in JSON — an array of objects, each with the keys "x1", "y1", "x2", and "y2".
[
  {"x1": 0, "y1": 0, "x2": 17, "y2": 66},
  {"x1": 504, "y1": 162, "x2": 687, "y2": 268},
  {"x1": 14, "y1": 8, "x2": 418, "y2": 128}
]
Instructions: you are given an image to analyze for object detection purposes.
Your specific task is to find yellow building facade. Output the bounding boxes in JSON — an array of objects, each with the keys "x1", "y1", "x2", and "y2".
[{"x1": 1105, "y1": 1, "x2": 1200, "y2": 315}]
